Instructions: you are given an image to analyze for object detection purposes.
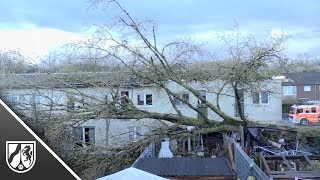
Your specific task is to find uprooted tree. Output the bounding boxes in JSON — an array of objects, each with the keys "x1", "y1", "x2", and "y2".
[
  {"x1": 78, "y1": 0, "x2": 288, "y2": 124},
  {"x1": 0, "y1": 0, "x2": 290, "y2": 179}
]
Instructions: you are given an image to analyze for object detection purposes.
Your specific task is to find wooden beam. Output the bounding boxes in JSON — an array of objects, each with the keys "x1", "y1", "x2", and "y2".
[
  {"x1": 259, "y1": 152, "x2": 271, "y2": 173},
  {"x1": 269, "y1": 172, "x2": 320, "y2": 179},
  {"x1": 269, "y1": 170, "x2": 320, "y2": 175},
  {"x1": 264, "y1": 155, "x2": 319, "y2": 160},
  {"x1": 281, "y1": 154, "x2": 294, "y2": 171},
  {"x1": 228, "y1": 143, "x2": 236, "y2": 171},
  {"x1": 303, "y1": 153, "x2": 316, "y2": 170},
  {"x1": 239, "y1": 125, "x2": 244, "y2": 147}
]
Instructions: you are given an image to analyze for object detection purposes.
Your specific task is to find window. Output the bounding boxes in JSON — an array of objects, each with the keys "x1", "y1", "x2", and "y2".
[
  {"x1": 121, "y1": 91, "x2": 129, "y2": 97},
  {"x1": 84, "y1": 127, "x2": 95, "y2": 144},
  {"x1": 197, "y1": 90, "x2": 207, "y2": 105},
  {"x1": 11, "y1": 95, "x2": 19, "y2": 104},
  {"x1": 304, "y1": 86, "x2": 311, "y2": 92},
  {"x1": 252, "y1": 92, "x2": 260, "y2": 104},
  {"x1": 297, "y1": 108, "x2": 303, "y2": 114},
  {"x1": 120, "y1": 91, "x2": 130, "y2": 104},
  {"x1": 174, "y1": 93, "x2": 190, "y2": 106},
  {"x1": 312, "y1": 107, "x2": 317, "y2": 113},
  {"x1": 306, "y1": 108, "x2": 310, "y2": 113},
  {"x1": 73, "y1": 127, "x2": 95, "y2": 145},
  {"x1": 137, "y1": 94, "x2": 153, "y2": 106},
  {"x1": 19, "y1": 95, "x2": 28, "y2": 104},
  {"x1": 261, "y1": 92, "x2": 269, "y2": 104},
  {"x1": 283, "y1": 86, "x2": 297, "y2": 95},
  {"x1": 252, "y1": 91, "x2": 269, "y2": 104},
  {"x1": 31, "y1": 94, "x2": 41, "y2": 104},
  {"x1": 137, "y1": 94, "x2": 144, "y2": 105},
  {"x1": 128, "y1": 126, "x2": 142, "y2": 142},
  {"x1": 3, "y1": 94, "x2": 19, "y2": 105},
  {"x1": 146, "y1": 94, "x2": 152, "y2": 105}
]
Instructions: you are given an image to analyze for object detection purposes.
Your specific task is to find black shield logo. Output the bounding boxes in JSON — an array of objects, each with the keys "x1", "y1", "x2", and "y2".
[{"x1": 6, "y1": 141, "x2": 36, "y2": 173}]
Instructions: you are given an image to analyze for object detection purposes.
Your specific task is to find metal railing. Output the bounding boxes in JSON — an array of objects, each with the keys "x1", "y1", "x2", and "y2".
[{"x1": 223, "y1": 134, "x2": 271, "y2": 180}]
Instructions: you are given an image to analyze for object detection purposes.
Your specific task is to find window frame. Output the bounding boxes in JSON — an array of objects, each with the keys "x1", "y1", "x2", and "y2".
[
  {"x1": 306, "y1": 108, "x2": 310, "y2": 113},
  {"x1": 174, "y1": 93, "x2": 190, "y2": 106},
  {"x1": 136, "y1": 94, "x2": 153, "y2": 106},
  {"x1": 260, "y1": 91, "x2": 269, "y2": 104},
  {"x1": 128, "y1": 126, "x2": 142, "y2": 142},
  {"x1": 74, "y1": 126, "x2": 95, "y2": 146},
  {"x1": 83, "y1": 127, "x2": 95, "y2": 145},
  {"x1": 120, "y1": 90, "x2": 130, "y2": 104},
  {"x1": 252, "y1": 92, "x2": 260, "y2": 104},
  {"x1": 3, "y1": 94, "x2": 19, "y2": 105},
  {"x1": 146, "y1": 94, "x2": 153, "y2": 105},
  {"x1": 283, "y1": 86, "x2": 297, "y2": 95},
  {"x1": 304, "y1": 85, "x2": 311, "y2": 92},
  {"x1": 252, "y1": 91, "x2": 269, "y2": 105}
]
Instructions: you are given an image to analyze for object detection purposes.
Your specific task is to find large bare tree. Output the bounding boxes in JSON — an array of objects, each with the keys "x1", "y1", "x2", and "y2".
[
  {"x1": 77, "y1": 0, "x2": 288, "y2": 125},
  {"x1": 0, "y1": 1, "x2": 290, "y2": 179}
]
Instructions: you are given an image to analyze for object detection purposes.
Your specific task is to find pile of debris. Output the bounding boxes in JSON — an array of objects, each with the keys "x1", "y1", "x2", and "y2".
[{"x1": 241, "y1": 126, "x2": 320, "y2": 179}]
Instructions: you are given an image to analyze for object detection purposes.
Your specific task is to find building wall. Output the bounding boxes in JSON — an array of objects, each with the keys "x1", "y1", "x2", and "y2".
[
  {"x1": 282, "y1": 84, "x2": 320, "y2": 101},
  {"x1": 78, "y1": 118, "x2": 170, "y2": 148},
  {"x1": 245, "y1": 81, "x2": 282, "y2": 122},
  {"x1": 0, "y1": 79, "x2": 283, "y2": 147},
  {"x1": 296, "y1": 84, "x2": 320, "y2": 101}
]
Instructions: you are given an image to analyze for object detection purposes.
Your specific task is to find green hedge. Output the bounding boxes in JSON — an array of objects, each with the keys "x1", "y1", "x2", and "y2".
[{"x1": 282, "y1": 103, "x2": 293, "y2": 113}]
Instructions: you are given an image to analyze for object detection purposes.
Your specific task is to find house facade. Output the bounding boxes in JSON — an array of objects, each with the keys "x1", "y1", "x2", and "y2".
[
  {"x1": 282, "y1": 72, "x2": 320, "y2": 101},
  {"x1": 0, "y1": 73, "x2": 283, "y2": 147}
]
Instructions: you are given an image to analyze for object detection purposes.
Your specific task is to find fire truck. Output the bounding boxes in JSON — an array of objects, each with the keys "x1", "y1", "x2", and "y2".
[{"x1": 289, "y1": 103, "x2": 320, "y2": 125}]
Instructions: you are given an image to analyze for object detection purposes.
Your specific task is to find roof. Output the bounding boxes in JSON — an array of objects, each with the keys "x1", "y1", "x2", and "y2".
[
  {"x1": 132, "y1": 157, "x2": 235, "y2": 177},
  {"x1": 282, "y1": 72, "x2": 320, "y2": 86},
  {"x1": 0, "y1": 72, "x2": 149, "y2": 89},
  {"x1": 97, "y1": 167, "x2": 167, "y2": 180},
  {"x1": 292, "y1": 104, "x2": 320, "y2": 108}
]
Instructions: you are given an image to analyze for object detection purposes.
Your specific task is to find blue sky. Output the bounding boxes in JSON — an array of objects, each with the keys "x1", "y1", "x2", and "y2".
[{"x1": 1, "y1": 0, "x2": 320, "y2": 60}]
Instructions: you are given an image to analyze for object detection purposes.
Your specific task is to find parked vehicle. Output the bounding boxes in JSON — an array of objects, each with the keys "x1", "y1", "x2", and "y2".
[{"x1": 289, "y1": 104, "x2": 320, "y2": 125}]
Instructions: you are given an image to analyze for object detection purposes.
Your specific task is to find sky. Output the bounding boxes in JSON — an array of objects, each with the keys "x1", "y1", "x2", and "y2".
[{"x1": 1, "y1": 0, "x2": 320, "y2": 60}]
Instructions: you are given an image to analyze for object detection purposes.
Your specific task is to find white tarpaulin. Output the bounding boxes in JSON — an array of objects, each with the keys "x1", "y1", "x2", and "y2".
[{"x1": 97, "y1": 167, "x2": 167, "y2": 180}]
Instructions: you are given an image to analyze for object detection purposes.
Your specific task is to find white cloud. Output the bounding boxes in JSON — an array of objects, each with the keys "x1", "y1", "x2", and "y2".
[
  {"x1": 0, "y1": 24, "x2": 87, "y2": 61},
  {"x1": 186, "y1": 23, "x2": 320, "y2": 57}
]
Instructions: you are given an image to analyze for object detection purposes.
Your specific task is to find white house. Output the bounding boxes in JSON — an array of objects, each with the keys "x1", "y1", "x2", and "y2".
[{"x1": 0, "y1": 72, "x2": 283, "y2": 147}]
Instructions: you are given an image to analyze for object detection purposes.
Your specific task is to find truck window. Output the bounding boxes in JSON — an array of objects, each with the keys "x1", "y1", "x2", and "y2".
[
  {"x1": 312, "y1": 107, "x2": 317, "y2": 113},
  {"x1": 297, "y1": 108, "x2": 303, "y2": 114},
  {"x1": 306, "y1": 108, "x2": 310, "y2": 113}
]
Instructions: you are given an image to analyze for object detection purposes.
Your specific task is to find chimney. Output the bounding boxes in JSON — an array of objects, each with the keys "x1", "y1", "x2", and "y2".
[{"x1": 158, "y1": 137, "x2": 174, "y2": 158}]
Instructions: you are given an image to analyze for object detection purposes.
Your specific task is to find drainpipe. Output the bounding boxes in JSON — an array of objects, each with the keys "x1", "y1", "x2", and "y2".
[
  {"x1": 131, "y1": 87, "x2": 134, "y2": 101},
  {"x1": 106, "y1": 119, "x2": 110, "y2": 146},
  {"x1": 315, "y1": 84, "x2": 317, "y2": 101}
]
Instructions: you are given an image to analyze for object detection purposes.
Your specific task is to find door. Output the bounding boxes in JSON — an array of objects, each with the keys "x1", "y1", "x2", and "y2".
[{"x1": 306, "y1": 107, "x2": 318, "y2": 123}]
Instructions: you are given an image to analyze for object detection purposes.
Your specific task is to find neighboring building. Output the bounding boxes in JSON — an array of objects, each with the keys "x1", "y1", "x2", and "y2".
[
  {"x1": 0, "y1": 73, "x2": 283, "y2": 147},
  {"x1": 282, "y1": 72, "x2": 320, "y2": 101}
]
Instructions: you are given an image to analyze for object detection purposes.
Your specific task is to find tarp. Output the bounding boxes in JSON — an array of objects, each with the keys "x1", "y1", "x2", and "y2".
[{"x1": 97, "y1": 167, "x2": 167, "y2": 180}]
